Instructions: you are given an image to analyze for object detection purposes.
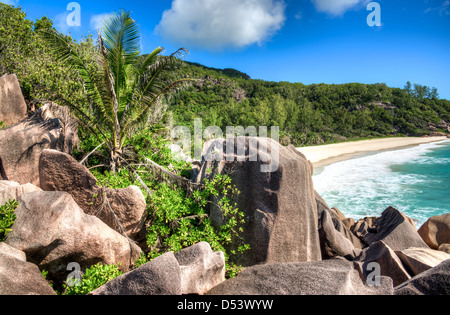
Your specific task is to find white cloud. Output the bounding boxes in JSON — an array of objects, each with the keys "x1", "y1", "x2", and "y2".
[
  {"x1": 155, "y1": 0, "x2": 286, "y2": 51},
  {"x1": 425, "y1": 0, "x2": 450, "y2": 15},
  {"x1": 90, "y1": 13, "x2": 114, "y2": 31},
  {"x1": 1, "y1": 0, "x2": 20, "y2": 5},
  {"x1": 311, "y1": 0, "x2": 367, "y2": 16}
]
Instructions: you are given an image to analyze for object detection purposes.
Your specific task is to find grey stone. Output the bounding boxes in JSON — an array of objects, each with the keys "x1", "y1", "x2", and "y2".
[
  {"x1": 0, "y1": 73, "x2": 27, "y2": 126},
  {"x1": 175, "y1": 242, "x2": 226, "y2": 295},
  {"x1": 193, "y1": 137, "x2": 322, "y2": 266},
  {"x1": 395, "y1": 247, "x2": 450, "y2": 276},
  {"x1": 0, "y1": 249, "x2": 56, "y2": 295},
  {"x1": 90, "y1": 252, "x2": 182, "y2": 295},
  {"x1": 395, "y1": 259, "x2": 450, "y2": 295},
  {"x1": 353, "y1": 241, "x2": 411, "y2": 287},
  {"x1": 206, "y1": 259, "x2": 394, "y2": 295},
  {"x1": 5, "y1": 191, "x2": 141, "y2": 283}
]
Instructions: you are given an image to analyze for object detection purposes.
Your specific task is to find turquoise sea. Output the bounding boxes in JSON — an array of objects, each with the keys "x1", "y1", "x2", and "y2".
[{"x1": 313, "y1": 139, "x2": 450, "y2": 228}]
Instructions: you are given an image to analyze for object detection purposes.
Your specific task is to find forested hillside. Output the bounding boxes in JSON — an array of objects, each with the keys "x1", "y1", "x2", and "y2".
[{"x1": 169, "y1": 62, "x2": 450, "y2": 146}]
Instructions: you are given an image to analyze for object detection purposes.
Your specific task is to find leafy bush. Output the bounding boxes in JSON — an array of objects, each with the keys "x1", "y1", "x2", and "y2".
[
  {"x1": 146, "y1": 174, "x2": 249, "y2": 278},
  {"x1": 0, "y1": 199, "x2": 18, "y2": 242},
  {"x1": 62, "y1": 263, "x2": 123, "y2": 295}
]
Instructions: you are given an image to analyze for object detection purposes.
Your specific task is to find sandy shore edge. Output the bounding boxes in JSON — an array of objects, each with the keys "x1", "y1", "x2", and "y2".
[{"x1": 296, "y1": 136, "x2": 449, "y2": 168}]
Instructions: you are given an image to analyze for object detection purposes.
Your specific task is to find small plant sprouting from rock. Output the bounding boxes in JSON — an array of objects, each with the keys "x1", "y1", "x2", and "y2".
[{"x1": 0, "y1": 199, "x2": 18, "y2": 242}]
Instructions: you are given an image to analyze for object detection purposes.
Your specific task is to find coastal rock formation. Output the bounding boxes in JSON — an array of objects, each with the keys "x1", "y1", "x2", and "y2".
[
  {"x1": 193, "y1": 137, "x2": 321, "y2": 266},
  {"x1": 0, "y1": 243, "x2": 57, "y2": 295},
  {"x1": 316, "y1": 191, "x2": 364, "y2": 256},
  {"x1": 39, "y1": 149, "x2": 146, "y2": 240},
  {"x1": 353, "y1": 241, "x2": 411, "y2": 287},
  {"x1": 206, "y1": 259, "x2": 394, "y2": 295},
  {"x1": 0, "y1": 74, "x2": 27, "y2": 126},
  {"x1": 0, "y1": 103, "x2": 78, "y2": 186},
  {"x1": 318, "y1": 209, "x2": 361, "y2": 260},
  {"x1": 174, "y1": 242, "x2": 226, "y2": 295},
  {"x1": 394, "y1": 259, "x2": 450, "y2": 295},
  {"x1": 362, "y1": 207, "x2": 429, "y2": 251},
  {"x1": 5, "y1": 191, "x2": 142, "y2": 283},
  {"x1": 395, "y1": 247, "x2": 450, "y2": 276},
  {"x1": 418, "y1": 213, "x2": 450, "y2": 250},
  {"x1": 90, "y1": 252, "x2": 182, "y2": 295},
  {"x1": 0, "y1": 181, "x2": 41, "y2": 205}
]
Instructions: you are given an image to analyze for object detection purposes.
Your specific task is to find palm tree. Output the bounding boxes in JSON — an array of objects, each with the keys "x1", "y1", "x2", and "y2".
[{"x1": 45, "y1": 10, "x2": 190, "y2": 174}]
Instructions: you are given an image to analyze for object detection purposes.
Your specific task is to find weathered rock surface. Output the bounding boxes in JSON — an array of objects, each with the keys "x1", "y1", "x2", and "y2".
[
  {"x1": 438, "y1": 244, "x2": 450, "y2": 254},
  {"x1": 5, "y1": 191, "x2": 141, "y2": 283},
  {"x1": 174, "y1": 242, "x2": 225, "y2": 295},
  {"x1": 316, "y1": 191, "x2": 364, "y2": 258},
  {"x1": 0, "y1": 74, "x2": 27, "y2": 126},
  {"x1": 0, "y1": 103, "x2": 78, "y2": 186},
  {"x1": 206, "y1": 259, "x2": 394, "y2": 295},
  {"x1": 193, "y1": 137, "x2": 321, "y2": 266},
  {"x1": 362, "y1": 207, "x2": 429, "y2": 251},
  {"x1": 0, "y1": 242, "x2": 26, "y2": 261},
  {"x1": 394, "y1": 259, "x2": 450, "y2": 295},
  {"x1": 318, "y1": 209, "x2": 360, "y2": 260},
  {"x1": 353, "y1": 241, "x2": 411, "y2": 287},
  {"x1": 0, "y1": 243, "x2": 56, "y2": 295},
  {"x1": 39, "y1": 149, "x2": 146, "y2": 240},
  {"x1": 395, "y1": 247, "x2": 450, "y2": 276},
  {"x1": 418, "y1": 213, "x2": 450, "y2": 250},
  {"x1": 0, "y1": 181, "x2": 41, "y2": 205},
  {"x1": 90, "y1": 252, "x2": 182, "y2": 295}
]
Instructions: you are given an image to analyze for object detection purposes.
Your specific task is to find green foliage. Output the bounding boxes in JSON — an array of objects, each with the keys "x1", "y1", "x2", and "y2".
[
  {"x1": 0, "y1": 200, "x2": 18, "y2": 242},
  {"x1": 62, "y1": 263, "x2": 123, "y2": 295},
  {"x1": 0, "y1": 121, "x2": 7, "y2": 129},
  {"x1": 146, "y1": 174, "x2": 248, "y2": 278}
]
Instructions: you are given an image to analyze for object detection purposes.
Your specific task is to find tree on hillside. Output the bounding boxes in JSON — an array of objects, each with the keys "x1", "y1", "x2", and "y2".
[{"x1": 44, "y1": 10, "x2": 190, "y2": 174}]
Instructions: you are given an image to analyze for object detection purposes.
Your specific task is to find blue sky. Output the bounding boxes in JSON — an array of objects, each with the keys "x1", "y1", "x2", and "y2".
[{"x1": 3, "y1": 0, "x2": 450, "y2": 99}]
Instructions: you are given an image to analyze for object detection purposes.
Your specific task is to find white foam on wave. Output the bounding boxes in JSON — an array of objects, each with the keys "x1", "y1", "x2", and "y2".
[{"x1": 313, "y1": 140, "x2": 450, "y2": 225}]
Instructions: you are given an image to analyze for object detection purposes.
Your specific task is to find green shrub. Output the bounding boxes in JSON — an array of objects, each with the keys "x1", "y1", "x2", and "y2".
[
  {"x1": 62, "y1": 263, "x2": 123, "y2": 295},
  {"x1": 0, "y1": 199, "x2": 18, "y2": 242},
  {"x1": 146, "y1": 174, "x2": 249, "y2": 278}
]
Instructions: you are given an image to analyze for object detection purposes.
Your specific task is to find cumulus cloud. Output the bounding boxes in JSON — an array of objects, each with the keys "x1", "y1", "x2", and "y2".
[
  {"x1": 90, "y1": 13, "x2": 114, "y2": 31},
  {"x1": 311, "y1": 0, "x2": 366, "y2": 16},
  {"x1": 155, "y1": 0, "x2": 286, "y2": 51}
]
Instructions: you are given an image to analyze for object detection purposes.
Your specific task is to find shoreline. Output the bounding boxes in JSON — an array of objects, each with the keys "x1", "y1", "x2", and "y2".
[{"x1": 296, "y1": 136, "x2": 449, "y2": 169}]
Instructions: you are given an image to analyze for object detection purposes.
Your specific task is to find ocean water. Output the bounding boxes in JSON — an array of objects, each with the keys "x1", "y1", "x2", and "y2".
[{"x1": 313, "y1": 139, "x2": 450, "y2": 228}]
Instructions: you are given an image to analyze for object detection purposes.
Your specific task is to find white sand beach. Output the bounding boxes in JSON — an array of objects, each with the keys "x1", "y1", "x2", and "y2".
[{"x1": 296, "y1": 136, "x2": 449, "y2": 167}]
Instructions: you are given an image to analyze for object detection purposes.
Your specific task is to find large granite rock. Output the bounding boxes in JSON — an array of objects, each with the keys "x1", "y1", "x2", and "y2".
[
  {"x1": 174, "y1": 242, "x2": 226, "y2": 295},
  {"x1": 362, "y1": 207, "x2": 429, "y2": 251},
  {"x1": 418, "y1": 213, "x2": 450, "y2": 250},
  {"x1": 0, "y1": 74, "x2": 27, "y2": 126},
  {"x1": 90, "y1": 252, "x2": 182, "y2": 295},
  {"x1": 395, "y1": 247, "x2": 450, "y2": 276},
  {"x1": 395, "y1": 259, "x2": 450, "y2": 295},
  {"x1": 5, "y1": 191, "x2": 141, "y2": 283},
  {"x1": 318, "y1": 208, "x2": 360, "y2": 260},
  {"x1": 0, "y1": 180, "x2": 41, "y2": 205},
  {"x1": 0, "y1": 243, "x2": 56, "y2": 295},
  {"x1": 316, "y1": 191, "x2": 364, "y2": 250},
  {"x1": 353, "y1": 241, "x2": 411, "y2": 287},
  {"x1": 193, "y1": 137, "x2": 321, "y2": 266},
  {"x1": 206, "y1": 259, "x2": 394, "y2": 295},
  {"x1": 39, "y1": 149, "x2": 146, "y2": 240},
  {"x1": 0, "y1": 103, "x2": 79, "y2": 186}
]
